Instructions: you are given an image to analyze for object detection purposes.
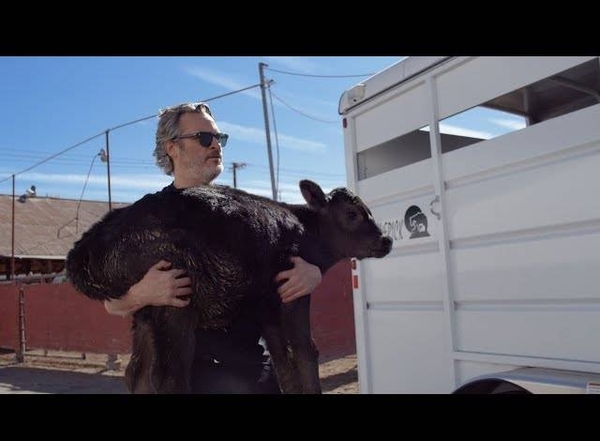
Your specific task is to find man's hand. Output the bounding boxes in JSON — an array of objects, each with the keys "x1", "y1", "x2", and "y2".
[
  {"x1": 274, "y1": 256, "x2": 322, "y2": 304},
  {"x1": 104, "y1": 260, "x2": 192, "y2": 317}
]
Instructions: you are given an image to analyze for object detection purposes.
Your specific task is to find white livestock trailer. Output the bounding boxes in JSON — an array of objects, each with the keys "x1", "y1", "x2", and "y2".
[{"x1": 339, "y1": 56, "x2": 600, "y2": 394}]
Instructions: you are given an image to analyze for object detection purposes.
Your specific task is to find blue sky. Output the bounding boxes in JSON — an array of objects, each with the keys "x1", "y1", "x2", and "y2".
[{"x1": 0, "y1": 56, "x2": 403, "y2": 204}]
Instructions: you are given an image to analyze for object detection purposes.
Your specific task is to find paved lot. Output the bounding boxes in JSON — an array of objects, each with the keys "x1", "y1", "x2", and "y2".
[
  {"x1": 0, "y1": 350, "x2": 358, "y2": 394},
  {"x1": 0, "y1": 351, "x2": 128, "y2": 394},
  {"x1": 0, "y1": 366, "x2": 127, "y2": 394},
  {"x1": 0, "y1": 352, "x2": 127, "y2": 394}
]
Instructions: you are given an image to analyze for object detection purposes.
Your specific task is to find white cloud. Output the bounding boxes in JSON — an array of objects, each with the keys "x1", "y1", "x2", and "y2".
[
  {"x1": 421, "y1": 117, "x2": 526, "y2": 140},
  {"x1": 220, "y1": 121, "x2": 326, "y2": 153},
  {"x1": 263, "y1": 57, "x2": 319, "y2": 74},
  {"x1": 239, "y1": 184, "x2": 305, "y2": 204},
  {"x1": 422, "y1": 123, "x2": 494, "y2": 140},
  {"x1": 239, "y1": 177, "x2": 345, "y2": 205},
  {"x1": 9, "y1": 171, "x2": 171, "y2": 202},
  {"x1": 7, "y1": 167, "x2": 346, "y2": 206},
  {"x1": 19, "y1": 171, "x2": 170, "y2": 190},
  {"x1": 218, "y1": 123, "x2": 267, "y2": 145},
  {"x1": 184, "y1": 64, "x2": 337, "y2": 122},
  {"x1": 184, "y1": 66, "x2": 262, "y2": 101},
  {"x1": 439, "y1": 123, "x2": 493, "y2": 140},
  {"x1": 182, "y1": 65, "x2": 332, "y2": 151},
  {"x1": 269, "y1": 89, "x2": 340, "y2": 123},
  {"x1": 183, "y1": 61, "x2": 341, "y2": 144},
  {"x1": 489, "y1": 117, "x2": 527, "y2": 131},
  {"x1": 268, "y1": 132, "x2": 326, "y2": 153}
]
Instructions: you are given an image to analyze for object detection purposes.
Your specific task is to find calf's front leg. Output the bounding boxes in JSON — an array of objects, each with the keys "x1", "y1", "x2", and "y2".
[
  {"x1": 281, "y1": 295, "x2": 322, "y2": 394},
  {"x1": 262, "y1": 318, "x2": 302, "y2": 394}
]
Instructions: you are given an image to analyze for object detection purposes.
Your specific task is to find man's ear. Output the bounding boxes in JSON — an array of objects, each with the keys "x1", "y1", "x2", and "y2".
[{"x1": 165, "y1": 139, "x2": 177, "y2": 161}]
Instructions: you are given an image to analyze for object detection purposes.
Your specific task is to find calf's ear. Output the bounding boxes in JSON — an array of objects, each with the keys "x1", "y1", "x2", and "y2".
[{"x1": 299, "y1": 180, "x2": 327, "y2": 209}]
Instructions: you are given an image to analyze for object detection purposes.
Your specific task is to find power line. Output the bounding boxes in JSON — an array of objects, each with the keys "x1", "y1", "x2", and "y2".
[
  {"x1": 269, "y1": 89, "x2": 339, "y2": 124},
  {"x1": 75, "y1": 152, "x2": 102, "y2": 232},
  {"x1": 236, "y1": 162, "x2": 345, "y2": 179},
  {"x1": 108, "y1": 84, "x2": 261, "y2": 132},
  {"x1": 265, "y1": 67, "x2": 375, "y2": 78},
  {"x1": 0, "y1": 83, "x2": 263, "y2": 185},
  {"x1": 0, "y1": 132, "x2": 106, "y2": 185},
  {"x1": 4, "y1": 155, "x2": 343, "y2": 173},
  {"x1": 56, "y1": 150, "x2": 102, "y2": 238}
]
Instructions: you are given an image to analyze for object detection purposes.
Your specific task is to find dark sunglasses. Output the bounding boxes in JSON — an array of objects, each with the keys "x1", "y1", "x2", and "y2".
[{"x1": 172, "y1": 131, "x2": 229, "y2": 148}]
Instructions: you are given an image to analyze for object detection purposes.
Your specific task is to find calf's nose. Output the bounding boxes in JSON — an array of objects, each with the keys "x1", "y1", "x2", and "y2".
[{"x1": 381, "y1": 236, "x2": 393, "y2": 253}]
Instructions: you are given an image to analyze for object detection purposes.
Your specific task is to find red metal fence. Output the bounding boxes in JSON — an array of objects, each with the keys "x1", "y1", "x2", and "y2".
[{"x1": 0, "y1": 259, "x2": 355, "y2": 363}]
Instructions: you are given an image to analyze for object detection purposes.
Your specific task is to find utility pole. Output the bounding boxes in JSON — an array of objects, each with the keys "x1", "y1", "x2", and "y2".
[
  {"x1": 258, "y1": 62, "x2": 277, "y2": 201},
  {"x1": 11, "y1": 174, "x2": 15, "y2": 281},
  {"x1": 230, "y1": 162, "x2": 246, "y2": 189},
  {"x1": 101, "y1": 130, "x2": 112, "y2": 211}
]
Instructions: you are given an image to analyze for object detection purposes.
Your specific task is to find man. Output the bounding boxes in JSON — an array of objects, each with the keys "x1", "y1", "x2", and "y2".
[{"x1": 104, "y1": 102, "x2": 322, "y2": 393}]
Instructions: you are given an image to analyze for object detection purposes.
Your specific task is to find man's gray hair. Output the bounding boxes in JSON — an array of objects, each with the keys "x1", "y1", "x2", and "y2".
[{"x1": 154, "y1": 102, "x2": 213, "y2": 175}]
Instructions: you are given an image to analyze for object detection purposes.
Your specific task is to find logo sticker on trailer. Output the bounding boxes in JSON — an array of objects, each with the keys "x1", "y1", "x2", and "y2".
[
  {"x1": 404, "y1": 205, "x2": 430, "y2": 239},
  {"x1": 375, "y1": 196, "x2": 439, "y2": 247}
]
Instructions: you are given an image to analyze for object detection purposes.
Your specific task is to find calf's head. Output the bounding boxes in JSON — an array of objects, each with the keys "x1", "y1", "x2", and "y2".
[{"x1": 299, "y1": 180, "x2": 393, "y2": 261}]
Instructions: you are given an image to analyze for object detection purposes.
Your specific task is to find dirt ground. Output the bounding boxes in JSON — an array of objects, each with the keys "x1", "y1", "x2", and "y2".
[{"x1": 0, "y1": 349, "x2": 358, "y2": 394}]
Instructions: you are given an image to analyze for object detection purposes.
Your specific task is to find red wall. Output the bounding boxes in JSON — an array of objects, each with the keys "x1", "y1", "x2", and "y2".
[
  {"x1": 24, "y1": 283, "x2": 131, "y2": 353},
  {"x1": 0, "y1": 260, "x2": 355, "y2": 361},
  {"x1": 311, "y1": 259, "x2": 356, "y2": 362},
  {"x1": 0, "y1": 284, "x2": 19, "y2": 350}
]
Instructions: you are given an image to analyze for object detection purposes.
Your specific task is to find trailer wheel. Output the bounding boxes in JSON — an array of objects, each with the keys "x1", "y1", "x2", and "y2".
[{"x1": 453, "y1": 379, "x2": 531, "y2": 394}]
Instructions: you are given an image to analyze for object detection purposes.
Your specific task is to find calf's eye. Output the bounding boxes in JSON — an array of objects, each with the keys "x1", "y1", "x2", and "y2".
[{"x1": 347, "y1": 211, "x2": 358, "y2": 221}]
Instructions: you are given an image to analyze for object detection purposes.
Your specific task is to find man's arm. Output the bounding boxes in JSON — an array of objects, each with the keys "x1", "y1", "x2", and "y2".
[
  {"x1": 106, "y1": 256, "x2": 320, "y2": 315},
  {"x1": 274, "y1": 256, "x2": 322, "y2": 304},
  {"x1": 104, "y1": 259, "x2": 192, "y2": 317}
]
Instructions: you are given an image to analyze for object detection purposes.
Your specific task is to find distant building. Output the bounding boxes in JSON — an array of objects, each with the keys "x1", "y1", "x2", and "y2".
[{"x1": 0, "y1": 194, "x2": 129, "y2": 282}]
